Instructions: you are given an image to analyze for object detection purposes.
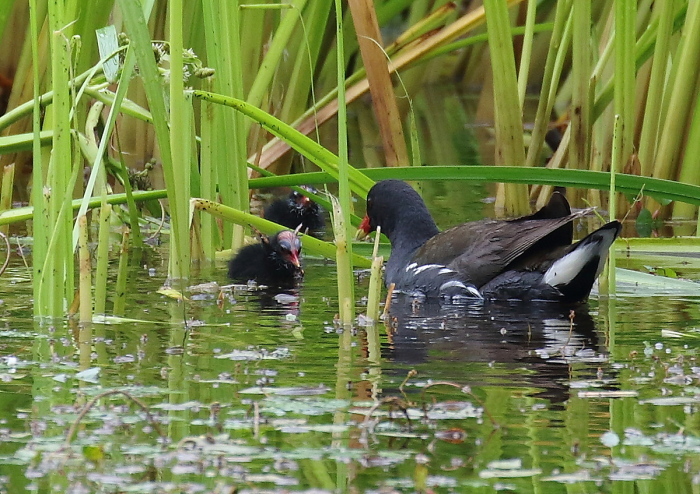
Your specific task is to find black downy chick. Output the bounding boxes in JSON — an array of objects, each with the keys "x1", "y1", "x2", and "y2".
[
  {"x1": 264, "y1": 186, "x2": 325, "y2": 235},
  {"x1": 228, "y1": 230, "x2": 303, "y2": 287}
]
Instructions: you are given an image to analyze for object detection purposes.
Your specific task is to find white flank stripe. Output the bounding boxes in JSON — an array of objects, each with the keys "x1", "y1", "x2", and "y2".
[
  {"x1": 439, "y1": 268, "x2": 456, "y2": 275},
  {"x1": 413, "y1": 264, "x2": 443, "y2": 274},
  {"x1": 405, "y1": 263, "x2": 418, "y2": 272}
]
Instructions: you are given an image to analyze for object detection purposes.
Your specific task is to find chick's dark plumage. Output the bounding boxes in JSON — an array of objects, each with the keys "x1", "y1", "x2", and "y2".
[
  {"x1": 264, "y1": 187, "x2": 325, "y2": 234},
  {"x1": 228, "y1": 230, "x2": 303, "y2": 286}
]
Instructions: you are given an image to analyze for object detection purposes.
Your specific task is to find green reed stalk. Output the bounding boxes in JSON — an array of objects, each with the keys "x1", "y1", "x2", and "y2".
[
  {"x1": 223, "y1": 0, "x2": 247, "y2": 253},
  {"x1": 119, "y1": 0, "x2": 188, "y2": 279},
  {"x1": 672, "y1": 85, "x2": 700, "y2": 223},
  {"x1": 653, "y1": 1, "x2": 700, "y2": 188},
  {"x1": 1, "y1": 189, "x2": 167, "y2": 226},
  {"x1": 246, "y1": 0, "x2": 308, "y2": 115},
  {"x1": 408, "y1": 109, "x2": 421, "y2": 168},
  {"x1": 201, "y1": 0, "x2": 247, "y2": 251},
  {"x1": 592, "y1": 3, "x2": 688, "y2": 122},
  {"x1": 78, "y1": 215, "x2": 92, "y2": 324},
  {"x1": 516, "y1": 0, "x2": 537, "y2": 108},
  {"x1": 614, "y1": 0, "x2": 635, "y2": 206},
  {"x1": 0, "y1": 131, "x2": 52, "y2": 154},
  {"x1": 238, "y1": 6, "x2": 263, "y2": 94},
  {"x1": 0, "y1": 164, "x2": 13, "y2": 236},
  {"x1": 0, "y1": 0, "x2": 13, "y2": 41},
  {"x1": 278, "y1": 0, "x2": 332, "y2": 126},
  {"x1": 93, "y1": 204, "x2": 112, "y2": 316},
  {"x1": 606, "y1": 114, "x2": 622, "y2": 296},
  {"x1": 29, "y1": 0, "x2": 47, "y2": 317},
  {"x1": 113, "y1": 228, "x2": 130, "y2": 316},
  {"x1": 570, "y1": 0, "x2": 591, "y2": 173},
  {"x1": 198, "y1": 84, "x2": 218, "y2": 260},
  {"x1": 168, "y1": 0, "x2": 190, "y2": 279},
  {"x1": 525, "y1": 1, "x2": 571, "y2": 169},
  {"x1": 42, "y1": 0, "x2": 73, "y2": 316},
  {"x1": 334, "y1": 0, "x2": 355, "y2": 325},
  {"x1": 77, "y1": 42, "x2": 143, "y2": 249},
  {"x1": 637, "y1": 0, "x2": 675, "y2": 177},
  {"x1": 483, "y1": 0, "x2": 529, "y2": 215}
]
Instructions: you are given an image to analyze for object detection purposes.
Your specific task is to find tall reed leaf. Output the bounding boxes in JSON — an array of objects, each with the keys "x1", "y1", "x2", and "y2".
[
  {"x1": 637, "y1": 0, "x2": 675, "y2": 177},
  {"x1": 653, "y1": 1, "x2": 700, "y2": 198},
  {"x1": 349, "y1": 0, "x2": 408, "y2": 167},
  {"x1": 29, "y1": 0, "x2": 47, "y2": 317},
  {"x1": 118, "y1": 0, "x2": 188, "y2": 279},
  {"x1": 335, "y1": 0, "x2": 355, "y2": 325},
  {"x1": 484, "y1": 0, "x2": 529, "y2": 215},
  {"x1": 191, "y1": 90, "x2": 374, "y2": 196},
  {"x1": 39, "y1": 0, "x2": 74, "y2": 316}
]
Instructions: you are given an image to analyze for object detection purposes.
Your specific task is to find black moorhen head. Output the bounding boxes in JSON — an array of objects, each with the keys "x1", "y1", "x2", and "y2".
[
  {"x1": 264, "y1": 186, "x2": 325, "y2": 234},
  {"x1": 358, "y1": 179, "x2": 621, "y2": 303},
  {"x1": 228, "y1": 230, "x2": 303, "y2": 286}
]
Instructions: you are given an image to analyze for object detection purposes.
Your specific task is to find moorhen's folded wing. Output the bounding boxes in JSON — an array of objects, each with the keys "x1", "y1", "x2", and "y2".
[{"x1": 415, "y1": 212, "x2": 585, "y2": 288}]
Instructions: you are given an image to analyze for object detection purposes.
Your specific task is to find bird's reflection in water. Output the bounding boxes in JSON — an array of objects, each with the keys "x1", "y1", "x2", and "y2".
[{"x1": 380, "y1": 296, "x2": 609, "y2": 403}]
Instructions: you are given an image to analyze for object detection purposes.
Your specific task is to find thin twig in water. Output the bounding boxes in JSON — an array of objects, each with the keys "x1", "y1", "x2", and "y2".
[
  {"x1": 64, "y1": 390, "x2": 166, "y2": 448},
  {"x1": 399, "y1": 369, "x2": 418, "y2": 397},
  {"x1": 621, "y1": 185, "x2": 645, "y2": 223},
  {"x1": 564, "y1": 309, "x2": 575, "y2": 347},
  {"x1": 0, "y1": 232, "x2": 10, "y2": 276},
  {"x1": 382, "y1": 282, "x2": 395, "y2": 320},
  {"x1": 15, "y1": 237, "x2": 30, "y2": 270},
  {"x1": 420, "y1": 381, "x2": 499, "y2": 427},
  {"x1": 145, "y1": 199, "x2": 167, "y2": 242},
  {"x1": 362, "y1": 396, "x2": 412, "y2": 435}
]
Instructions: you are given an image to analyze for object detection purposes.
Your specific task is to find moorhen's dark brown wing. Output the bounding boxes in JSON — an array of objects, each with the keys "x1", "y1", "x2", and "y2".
[{"x1": 412, "y1": 211, "x2": 587, "y2": 288}]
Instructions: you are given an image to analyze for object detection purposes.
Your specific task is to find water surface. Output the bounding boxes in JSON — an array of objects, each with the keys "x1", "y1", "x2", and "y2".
[{"x1": 1, "y1": 243, "x2": 699, "y2": 492}]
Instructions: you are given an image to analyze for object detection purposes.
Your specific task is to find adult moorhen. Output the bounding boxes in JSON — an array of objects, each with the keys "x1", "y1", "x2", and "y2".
[
  {"x1": 358, "y1": 180, "x2": 621, "y2": 302},
  {"x1": 228, "y1": 230, "x2": 303, "y2": 286},
  {"x1": 264, "y1": 187, "x2": 325, "y2": 235}
]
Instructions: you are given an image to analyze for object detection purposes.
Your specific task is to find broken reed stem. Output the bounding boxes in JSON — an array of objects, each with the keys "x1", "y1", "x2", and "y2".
[
  {"x1": 331, "y1": 195, "x2": 354, "y2": 325},
  {"x1": 93, "y1": 204, "x2": 112, "y2": 315},
  {"x1": 113, "y1": 228, "x2": 130, "y2": 316},
  {"x1": 365, "y1": 226, "x2": 383, "y2": 323},
  {"x1": 78, "y1": 215, "x2": 92, "y2": 325}
]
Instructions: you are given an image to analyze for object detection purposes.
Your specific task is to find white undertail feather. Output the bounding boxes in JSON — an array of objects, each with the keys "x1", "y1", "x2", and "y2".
[{"x1": 543, "y1": 228, "x2": 618, "y2": 287}]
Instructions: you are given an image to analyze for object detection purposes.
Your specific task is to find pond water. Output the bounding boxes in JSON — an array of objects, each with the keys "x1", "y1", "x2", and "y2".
[{"x1": 1, "y1": 223, "x2": 700, "y2": 492}]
